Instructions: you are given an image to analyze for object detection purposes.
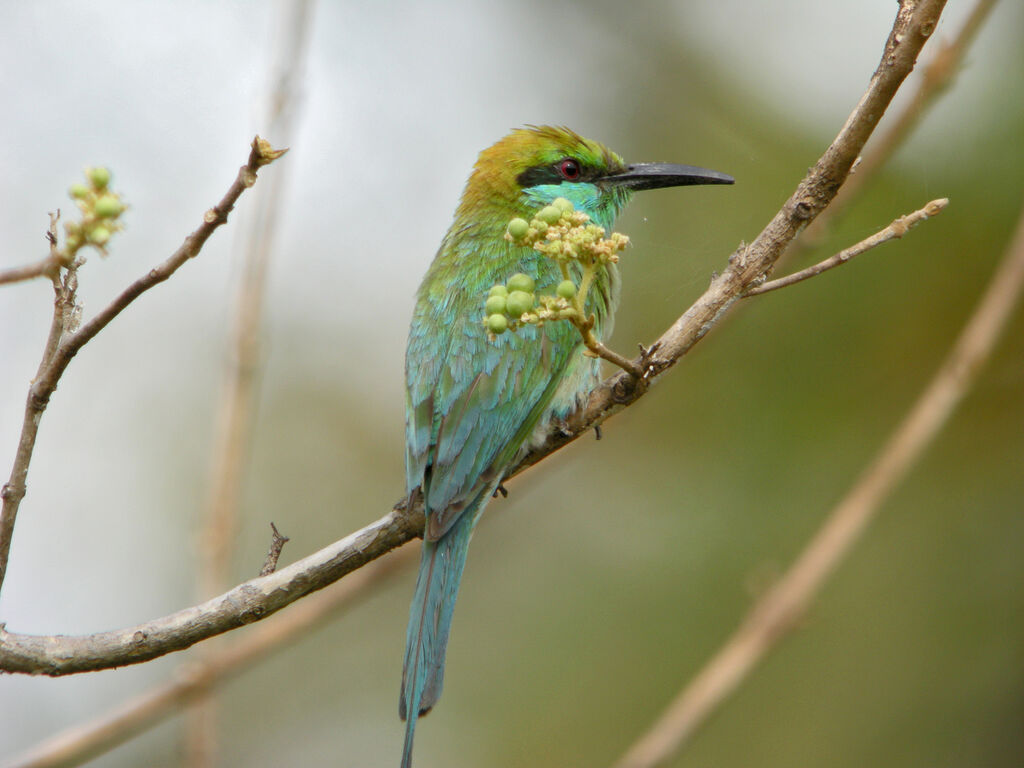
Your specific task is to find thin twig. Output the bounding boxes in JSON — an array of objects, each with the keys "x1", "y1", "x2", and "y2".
[
  {"x1": 0, "y1": 256, "x2": 60, "y2": 285},
  {"x1": 0, "y1": 137, "x2": 286, "y2": 596},
  {"x1": 745, "y1": 198, "x2": 948, "y2": 297},
  {"x1": 3, "y1": 553, "x2": 411, "y2": 768},
  {"x1": 259, "y1": 523, "x2": 290, "y2": 577},
  {"x1": 0, "y1": 0, "x2": 949, "y2": 677},
  {"x1": 582, "y1": 333, "x2": 645, "y2": 379},
  {"x1": 0, "y1": 213, "x2": 68, "y2": 285},
  {"x1": 0, "y1": 502, "x2": 419, "y2": 674},
  {"x1": 612, "y1": 201, "x2": 1024, "y2": 768}
]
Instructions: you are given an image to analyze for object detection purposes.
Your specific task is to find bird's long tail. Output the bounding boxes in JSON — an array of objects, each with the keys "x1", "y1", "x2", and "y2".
[{"x1": 399, "y1": 493, "x2": 483, "y2": 767}]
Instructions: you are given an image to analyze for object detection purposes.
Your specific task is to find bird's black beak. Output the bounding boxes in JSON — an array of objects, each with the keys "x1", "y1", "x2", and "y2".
[{"x1": 603, "y1": 162, "x2": 734, "y2": 191}]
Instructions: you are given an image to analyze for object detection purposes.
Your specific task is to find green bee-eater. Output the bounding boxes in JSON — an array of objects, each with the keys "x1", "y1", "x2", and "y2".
[{"x1": 401, "y1": 126, "x2": 732, "y2": 766}]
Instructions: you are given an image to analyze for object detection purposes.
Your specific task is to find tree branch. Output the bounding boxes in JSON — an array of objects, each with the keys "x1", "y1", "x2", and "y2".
[
  {"x1": 0, "y1": 212, "x2": 67, "y2": 286},
  {"x1": 0, "y1": 505, "x2": 420, "y2": 675},
  {"x1": 5, "y1": 553, "x2": 411, "y2": 768},
  {"x1": 793, "y1": 0, "x2": 997, "y2": 253},
  {"x1": 0, "y1": 0, "x2": 947, "y2": 676},
  {"x1": 513, "y1": 0, "x2": 950, "y2": 473},
  {"x1": 744, "y1": 198, "x2": 948, "y2": 297},
  {"x1": 0, "y1": 136, "x2": 286, "y2": 596},
  {"x1": 612, "y1": 195, "x2": 1024, "y2": 768},
  {"x1": 0, "y1": 256, "x2": 61, "y2": 286}
]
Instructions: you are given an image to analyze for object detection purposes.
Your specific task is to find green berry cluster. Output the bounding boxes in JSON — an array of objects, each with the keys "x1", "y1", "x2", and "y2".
[
  {"x1": 484, "y1": 272, "x2": 536, "y2": 335},
  {"x1": 484, "y1": 197, "x2": 629, "y2": 340},
  {"x1": 64, "y1": 166, "x2": 126, "y2": 257}
]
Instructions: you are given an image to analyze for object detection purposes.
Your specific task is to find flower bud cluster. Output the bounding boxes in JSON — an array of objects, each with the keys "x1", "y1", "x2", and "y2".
[
  {"x1": 63, "y1": 167, "x2": 126, "y2": 258},
  {"x1": 504, "y1": 197, "x2": 629, "y2": 267},
  {"x1": 485, "y1": 197, "x2": 627, "y2": 340}
]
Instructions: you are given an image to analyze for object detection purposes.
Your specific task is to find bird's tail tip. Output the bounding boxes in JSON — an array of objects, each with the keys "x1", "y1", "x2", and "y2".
[{"x1": 400, "y1": 710, "x2": 417, "y2": 768}]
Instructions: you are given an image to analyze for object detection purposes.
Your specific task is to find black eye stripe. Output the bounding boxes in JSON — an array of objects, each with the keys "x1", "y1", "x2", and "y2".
[{"x1": 516, "y1": 158, "x2": 592, "y2": 188}]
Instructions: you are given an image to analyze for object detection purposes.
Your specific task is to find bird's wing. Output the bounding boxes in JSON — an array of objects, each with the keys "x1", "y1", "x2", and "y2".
[{"x1": 406, "y1": 312, "x2": 579, "y2": 541}]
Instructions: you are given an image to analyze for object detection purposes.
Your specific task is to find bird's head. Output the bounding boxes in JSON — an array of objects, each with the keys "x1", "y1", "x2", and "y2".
[{"x1": 456, "y1": 125, "x2": 733, "y2": 231}]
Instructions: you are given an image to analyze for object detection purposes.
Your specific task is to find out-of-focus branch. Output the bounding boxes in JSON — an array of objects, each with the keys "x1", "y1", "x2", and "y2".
[
  {"x1": 0, "y1": 137, "x2": 286, "y2": 596},
  {"x1": 794, "y1": 0, "x2": 998, "y2": 253},
  {"x1": 187, "y1": 3, "x2": 314, "y2": 765},
  {"x1": 612, "y1": 201, "x2": 1024, "y2": 768},
  {"x1": 745, "y1": 198, "x2": 948, "y2": 297},
  {"x1": 3, "y1": 552, "x2": 412, "y2": 768},
  {"x1": 198, "y1": 0, "x2": 315, "y2": 600},
  {"x1": 0, "y1": 0, "x2": 948, "y2": 677}
]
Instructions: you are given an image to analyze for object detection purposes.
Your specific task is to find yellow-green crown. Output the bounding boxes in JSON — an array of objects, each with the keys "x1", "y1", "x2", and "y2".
[{"x1": 456, "y1": 125, "x2": 626, "y2": 217}]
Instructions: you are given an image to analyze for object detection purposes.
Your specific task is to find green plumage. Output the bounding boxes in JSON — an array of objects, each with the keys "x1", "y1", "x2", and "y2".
[{"x1": 399, "y1": 126, "x2": 732, "y2": 767}]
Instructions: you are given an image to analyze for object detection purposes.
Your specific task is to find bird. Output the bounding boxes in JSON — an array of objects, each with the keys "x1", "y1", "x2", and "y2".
[{"x1": 400, "y1": 125, "x2": 732, "y2": 766}]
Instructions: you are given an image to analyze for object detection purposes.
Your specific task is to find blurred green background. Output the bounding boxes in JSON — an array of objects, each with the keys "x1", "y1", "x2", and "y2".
[{"x1": 1, "y1": 1, "x2": 1021, "y2": 766}]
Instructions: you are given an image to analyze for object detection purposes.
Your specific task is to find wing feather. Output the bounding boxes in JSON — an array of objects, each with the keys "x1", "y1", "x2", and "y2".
[{"x1": 407, "y1": 311, "x2": 580, "y2": 541}]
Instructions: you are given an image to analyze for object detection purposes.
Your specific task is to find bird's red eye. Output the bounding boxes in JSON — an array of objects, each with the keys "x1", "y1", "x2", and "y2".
[{"x1": 558, "y1": 158, "x2": 581, "y2": 180}]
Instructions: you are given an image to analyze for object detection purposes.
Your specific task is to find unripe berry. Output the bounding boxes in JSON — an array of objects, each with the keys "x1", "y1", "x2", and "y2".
[
  {"x1": 537, "y1": 205, "x2": 562, "y2": 225},
  {"x1": 488, "y1": 284, "x2": 508, "y2": 297},
  {"x1": 552, "y1": 197, "x2": 574, "y2": 214},
  {"x1": 487, "y1": 314, "x2": 508, "y2": 334},
  {"x1": 94, "y1": 195, "x2": 123, "y2": 219},
  {"x1": 89, "y1": 226, "x2": 111, "y2": 245},
  {"x1": 88, "y1": 167, "x2": 111, "y2": 190},
  {"x1": 506, "y1": 272, "x2": 535, "y2": 294},
  {"x1": 556, "y1": 279, "x2": 576, "y2": 299},
  {"x1": 505, "y1": 290, "x2": 534, "y2": 317},
  {"x1": 69, "y1": 183, "x2": 89, "y2": 200},
  {"x1": 485, "y1": 294, "x2": 507, "y2": 316},
  {"x1": 507, "y1": 218, "x2": 529, "y2": 239}
]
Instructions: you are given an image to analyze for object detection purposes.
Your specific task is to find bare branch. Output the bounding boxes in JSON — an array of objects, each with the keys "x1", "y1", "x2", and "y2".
[
  {"x1": 745, "y1": 198, "x2": 948, "y2": 297},
  {"x1": 612, "y1": 200, "x2": 1024, "y2": 768},
  {"x1": 0, "y1": 136, "x2": 287, "y2": 596},
  {"x1": 513, "y1": 0, "x2": 950, "y2": 473},
  {"x1": 0, "y1": 213, "x2": 67, "y2": 285},
  {"x1": 0, "y1": 504, "x2": 420, "y2": 675},
  {"x1": 5, "y1": 553, "x2": 411, "y2": 768},
  {"x1": 795, "y1": 0, "x2": 997, "y2": 252},
  {"x1": 0, "y1": 0, "x2": 948, "y2": 677},
  {"x1": 0, "y1": 256, "x2": 59, "y2": 286},
  {"x1": 582, "y1": 335, "x2": 645, "y2": 380}
]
